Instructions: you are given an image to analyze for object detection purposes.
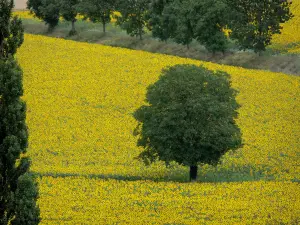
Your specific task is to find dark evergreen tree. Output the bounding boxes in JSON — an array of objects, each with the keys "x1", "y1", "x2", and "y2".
[
  {"x1": 133, "y1": 65, "x2": 242, "y2": 182},
  {"x1": 226, "y1": 0, "x2": 293, "y2": 54},
  {"x1": 60, "y1": 0, "x2": 80, "y2": 35},
  {"x1": 77, "y1": 0, "x2": 115, "y2": 33},
  {"x1": 0, "y1": 1, "x2": 40, "y2": 224},
  {"x1": 116, "y1": 0, "x2": 151, "y2": 40},
  {"x1": 27, "y1": 0, "x2": 60, "y2": 32}
]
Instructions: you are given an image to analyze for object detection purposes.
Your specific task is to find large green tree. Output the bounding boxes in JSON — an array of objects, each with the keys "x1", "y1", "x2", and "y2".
[
  {"x1": 133, "y1": 65, "x2": 242, "y2": 182},
  {"x1": 77, "y1": 0, "x2": 115, "y2": 33},
  {"x1": 60, "y1": 0, "x2": 80, "y2": 35},
  {"x1": 0, "y1": 1, "x2": 40, "y2": 224},
  {"x1": 226, "y1": 0, "x2": 293, "y2": 54},
  {"x1": 27, "y1": 0, "x2": 60, "y2": 32},
  {"x1": 116, "y1": 0, "x2": 151, "y2": 40}
]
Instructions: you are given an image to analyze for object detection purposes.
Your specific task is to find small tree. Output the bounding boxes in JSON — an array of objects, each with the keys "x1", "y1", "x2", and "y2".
[
  {"x1": 77, "y1": 0, "x2": 115, "y2": 33},
  {"x1": 0, "y1": 0, "x2": 40, "y2": 224},
  {"x1": 60, "y1": 0, "x2": 80, "y2": 35},
  {"x1": 27, "y1": 0, "x2": 60, "y2": 32},
  {"x1": 116, "y1": 0, "x2": 151, "y2": 40},
  {"x1": 133, "y1": 65, "x2": 242, "y2": 182},
  {"x1": 226, "y1": 0, "x2": 293, "y2": 54}
]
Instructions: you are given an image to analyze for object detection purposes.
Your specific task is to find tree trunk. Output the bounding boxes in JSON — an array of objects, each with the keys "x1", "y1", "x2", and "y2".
[
  {"x1": 71, "y1": 20, "x2": 76, "y2": 33},
  {"x1": 139, "y1": 25, "x2": 143, "y2": 40},
  {"x1": 186, "y1": 43, "x2": 190, "y2": 50},
  {"x1": 103, "y1": 21, "x2": 106, "y2": 33},
  {"x1": 189, "y1": 165, "x2": 198, "y2": 182}
]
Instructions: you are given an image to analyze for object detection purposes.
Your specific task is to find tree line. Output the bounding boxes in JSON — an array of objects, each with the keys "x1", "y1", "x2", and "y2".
[{"x1": 26, "y1": 0, "x2": 294, "y2": 54}]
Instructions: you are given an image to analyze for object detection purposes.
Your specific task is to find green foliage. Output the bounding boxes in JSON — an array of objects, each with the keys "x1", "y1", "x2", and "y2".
[
  {"x1": 189, "y1": 0, "x2": 229, "y2": 53},
  {"x1": 0, "y1": 57, "x2": 40, "y2": 225},
  {"x1": 0, "y1": 0, "x2": 24, "y2": 59},
  {"x1": 147, "y1": 0, "x2": 229, "y2": 52},
  {"x1": 226, "y1": 0, "x2": 294, "y2": 54},
  {"x1": 0, "y1": 2, "x2": 40, "y2": 224},
  {"x1": 77, "y1": 0, "x2": 115, "y2": 33},
  {"x1": 169, "y1": 0, "x2": 193, "y2": 48},
  {"x1": 27, "y1": 0, "x2": 60, "y2": 32},
  {"x1": 60, "y1": 0, "x2": 80, "y2": 35},
  {"x1": 147, "y1": 0, "x2": 176, "y2": 42},
  {"x1": 133, "y1": 65, "x2": 242, "y2": 179},
  {"x1": 116, "y1": 0, "x2": 151, "y2": 40}
]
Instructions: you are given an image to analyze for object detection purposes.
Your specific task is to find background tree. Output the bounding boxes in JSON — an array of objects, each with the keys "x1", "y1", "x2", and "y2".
[
  {"x1": 169, "y1": 0, "x2": 193, "y2": 49},
  {"x1": 116, "y1": 0, "x2": 151, "y2": 40},
  {"x1": 189, "y1": 0, "x2": 229, "y2": 54},
  {"x1": 0, "y1": 0, "x2": 40, "y2": 224},
  {"x1": 27, "y1": 0, "x2": 60, "y2": 32},
  {"x1": 77, "y1": 0, "x2": 115, "y2": 33},
  {"x1": 60, "y1": 0, "x2": 80, "y2": 35},
  {"x1": 147, "y1": 0, "x2": 176, "y2": 42},
  {"x1": 226, "y1": 0, "x2": 293, "y2": 54},
  {"x1": 133, "y1": 64, "x2": 242, "y2": 182}
]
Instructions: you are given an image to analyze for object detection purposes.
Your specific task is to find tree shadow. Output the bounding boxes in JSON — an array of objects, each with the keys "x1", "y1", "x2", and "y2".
[{"x1": 31, "y1": 164, "x2": 276, "y2": 184}]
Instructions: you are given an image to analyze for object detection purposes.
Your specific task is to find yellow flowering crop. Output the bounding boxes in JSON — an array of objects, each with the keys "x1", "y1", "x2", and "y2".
[
  {"x1": 16, "y1": 34, "x2": 300, "y2": 224},
  {"x1": 37, "y1": 177, "x2": 299, "y2": 224},
  {"x1": 272, "y1": 0, "x2": 300, "y2": 52}
]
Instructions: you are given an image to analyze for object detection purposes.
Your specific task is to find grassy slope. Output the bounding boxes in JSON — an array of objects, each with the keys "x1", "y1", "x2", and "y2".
[{"x1": 16, "y1": 33, "x2": 300, "y2": 224}]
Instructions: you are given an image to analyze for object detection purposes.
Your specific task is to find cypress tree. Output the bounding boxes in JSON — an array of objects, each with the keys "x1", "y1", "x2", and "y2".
[{"x1": 0, "y1": 1, "x2": 40, "y2": 224}]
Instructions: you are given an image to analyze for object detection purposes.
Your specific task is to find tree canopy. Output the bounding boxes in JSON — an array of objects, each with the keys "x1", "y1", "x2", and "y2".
[{"x1": 133, "y1": 64, "x2": 243, "y2": 181}]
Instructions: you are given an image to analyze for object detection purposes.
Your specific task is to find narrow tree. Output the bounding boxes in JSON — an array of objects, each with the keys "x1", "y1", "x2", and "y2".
[
  {"x1": 60, "y1": 0, "x2": 80, "y2": 36},
  {"x1": 77, "y1": 0, "x2": 115, "y2": 33},
  {"x1": 116, "y1": 0, "x2": 151, "y2": 40},
  {"x1": 133, "y1": 65, "x2": 242, "y2": 182},
  {"x1": 27, "y1": 0, "x2": 60, "y2": 32},
  {"x1": 226, "y1": 0, "x2": 293, "y2": 54},
  {"x1": 0, "y1": 0, "x2": 40, "y2": 224}
]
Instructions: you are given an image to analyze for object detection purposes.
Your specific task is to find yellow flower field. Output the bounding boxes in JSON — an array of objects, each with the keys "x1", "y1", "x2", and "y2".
[
  {"x1": 272, "y1": 0, "x2": 300, "y2": 53},
  {"x1": 16, "y1": 34, "x2": 300, "y2": 224},
  {"x1": 38, "y1": 177, "x2": 299, "y2": 224}
]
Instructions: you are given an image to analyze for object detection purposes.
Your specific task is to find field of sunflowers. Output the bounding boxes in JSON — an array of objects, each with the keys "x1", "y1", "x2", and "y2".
[{"x1": 15, "y1": 33, "x2": 300, "y2": 224}]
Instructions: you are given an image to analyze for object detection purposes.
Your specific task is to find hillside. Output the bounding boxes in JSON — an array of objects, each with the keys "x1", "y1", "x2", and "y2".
[{"x1": 16, "y1": 33, "x2": 300, "y2": 224}]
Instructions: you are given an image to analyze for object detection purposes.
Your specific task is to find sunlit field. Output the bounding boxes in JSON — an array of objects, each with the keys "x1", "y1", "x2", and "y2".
[
  {"x1": 15, "y1": 34, "x2": 300, "y2": 224},
  {"x1": 272, "y1": 0, "x2": 300, "y2": 53}
]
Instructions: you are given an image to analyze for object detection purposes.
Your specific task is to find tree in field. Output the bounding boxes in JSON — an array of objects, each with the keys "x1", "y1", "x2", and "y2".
[
  {"x1": 0, "y1": 0, "x2": 40, "y2": 224},
  {"x1": 60, "y1": 0, "x2": 80, "y2": 35},
  {"x1": 226, "y1": 0, "x2": 293, "y2": 54},
  {"x1": 189, "y1": 0, "x2": 229, "y2": 54},
  {"x1": 133, "y1": 65, "x2": 242, "y2": 182},
  {"x1": 116, "y1": 0, "x2": 151, "y2": 40},
  {"x1": 27, "y1": 0, "x2": 60, "y2": 32},
  {"x1": 77, "y1": 0, "x2": 115, "y2": 33}
]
